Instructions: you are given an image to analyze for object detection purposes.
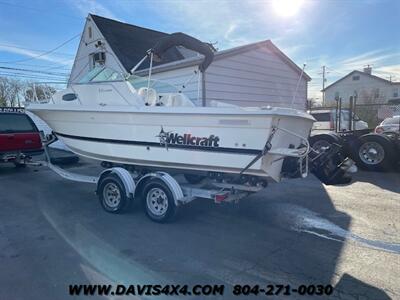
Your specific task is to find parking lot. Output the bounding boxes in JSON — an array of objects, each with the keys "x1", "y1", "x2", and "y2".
[{"x1": 0, "y1": 160, "x2": 399, "y2": 300}]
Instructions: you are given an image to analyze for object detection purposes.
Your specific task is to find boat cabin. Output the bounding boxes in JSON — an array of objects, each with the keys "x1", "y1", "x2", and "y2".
[{"x1": 55, "y1": 67, "x2": 195, "y2": 108}]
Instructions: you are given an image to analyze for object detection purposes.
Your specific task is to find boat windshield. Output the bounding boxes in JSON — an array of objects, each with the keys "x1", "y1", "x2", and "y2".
[
  {"x1": 79, "y1": 67, "x2": 180, "y2": 94},
  {"x1": 79, "y1": 67, "x2": 124, "y2": 83},
  {"x1": 127, "y1": 75, "x2": 179, "y2": 94}
]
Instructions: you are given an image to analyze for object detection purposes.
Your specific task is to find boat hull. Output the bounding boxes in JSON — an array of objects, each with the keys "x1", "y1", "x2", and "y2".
[{"x1": 28, "y1": 105, "x2": 314, "y2": 181}]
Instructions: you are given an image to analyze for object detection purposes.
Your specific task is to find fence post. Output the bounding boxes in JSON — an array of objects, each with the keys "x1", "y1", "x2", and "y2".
[
  {"x1": 353, "y1": 92, "x2": 358, "y2": 130},
  {"x1": 349, "y1": 96, "x2": 353, "y2": 131},
  {"x1": 338, "y1": 97, "x2": 342, "y2": 133}
]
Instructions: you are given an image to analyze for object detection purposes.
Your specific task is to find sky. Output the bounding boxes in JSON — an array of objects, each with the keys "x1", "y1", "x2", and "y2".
[{"x1": 0, "y1": 0, "x2": 399, "y2": 100}]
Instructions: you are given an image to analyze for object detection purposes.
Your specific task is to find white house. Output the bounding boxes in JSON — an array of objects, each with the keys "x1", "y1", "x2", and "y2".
[
  {"x1": 323, "y1": 67, "x2": 400, "y2": 106},
  {"x1": 70, "y1": 14, "x2": 311, "y2": 110}
]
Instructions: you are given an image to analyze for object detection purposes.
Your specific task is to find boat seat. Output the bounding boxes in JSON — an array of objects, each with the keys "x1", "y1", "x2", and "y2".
[
  {"x1": 163, "y1": 93, "x2": 195, "y2": 107},
  {"x1": 138, "y1": 87, "x2": 158, "y2": 106}
]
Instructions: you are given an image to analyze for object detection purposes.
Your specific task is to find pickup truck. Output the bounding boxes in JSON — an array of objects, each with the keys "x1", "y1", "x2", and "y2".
[{"x1": 0, "y1": 108, "x2": 43, "y2": 166}]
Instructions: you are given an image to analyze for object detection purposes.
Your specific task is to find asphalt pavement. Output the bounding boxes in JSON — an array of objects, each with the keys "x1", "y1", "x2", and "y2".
[{"x1": 0, "y1": 160, "x2": 399, "y2": 300}]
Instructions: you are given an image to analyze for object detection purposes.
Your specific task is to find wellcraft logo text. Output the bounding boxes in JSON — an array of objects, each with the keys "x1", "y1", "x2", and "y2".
[
  {"x1": 167, "y1": 133, "x2": 220, "y2": 147},
  {"x1": 157, "y1": 127, "x2": 219, "y2": 149}
]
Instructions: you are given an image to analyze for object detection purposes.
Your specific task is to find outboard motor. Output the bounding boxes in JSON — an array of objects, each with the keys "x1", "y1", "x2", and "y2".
[
  {"x1": 282, "y1": 143, "x2": 355, "y2": 185},
  {"x1": 310, "y1": 144, "x2": 354, "y2": 185}
]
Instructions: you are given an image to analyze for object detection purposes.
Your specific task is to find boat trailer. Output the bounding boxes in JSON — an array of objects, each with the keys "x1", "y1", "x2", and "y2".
[{"x1": 35, "y1": 133, "x2": 356, "y2": 223}]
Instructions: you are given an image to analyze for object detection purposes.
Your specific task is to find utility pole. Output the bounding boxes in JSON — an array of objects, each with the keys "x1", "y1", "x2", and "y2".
[
  {"x1": 318, "y1": 66, "x2": 328, "y2": 106},
  {"x1": 322, "y1": 66, "x2": 326, "y2": 106}
]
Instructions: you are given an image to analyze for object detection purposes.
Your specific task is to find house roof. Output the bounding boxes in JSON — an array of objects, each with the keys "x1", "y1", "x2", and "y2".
[
  {"x1": 90, "y1": 14, "x2": 310, "y2": 81},
  {"x1": 136, "y1": 40, "x2": 311, "y2": 81},
  {"x1": 323, "y1": 70, "x2": 400, "y2": 91},
  {"x1": 90, "y1": 14, "x2": 185, "y2": 71}
]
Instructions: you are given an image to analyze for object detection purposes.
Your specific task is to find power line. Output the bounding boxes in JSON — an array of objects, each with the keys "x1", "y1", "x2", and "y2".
[
  {"x1": 28, "y1": 81, "x2": 67, "y2": 85},
  {"x1": 0, "y1": 33, "x2": 80, "y2": 64},
  {"x1": 41, "y1": 52, "x2": 93, "y2": 71},
  {"x1": 0, "y1": 70, "x2": 67, "y2": 78},
  {"x1": 0, "y1": 66, "x2": 69, "y2": 76},
  {"x1": 0, "y1": 61, "x2": 71, "y2": 69},
  {"x1": 0, "y1": 72, "x2": 68, "y2": 81},
  {"x1": 44, "y1": 65, "x2": 73, "y2": 71},
  {"x1": 0, "y1": 43, "x2": 75, "y2": 57},
  {"x1": 326, "y1": 66, "x2": 345, "y2": 76}
]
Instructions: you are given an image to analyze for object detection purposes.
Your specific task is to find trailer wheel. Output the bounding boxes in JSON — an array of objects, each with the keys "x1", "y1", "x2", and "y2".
[
  {"x1": 142, "y1": 179, "x2": 177, "y2": 223},
  {"x1": 98, "y1": 174, "x2": 130, "y2": 213},
  {"x1": 354, "y1": 134, "x2": 395, "y2": 171},
  {"x1": 309, "y1": 134, "x2": 341, "y2": 153}
]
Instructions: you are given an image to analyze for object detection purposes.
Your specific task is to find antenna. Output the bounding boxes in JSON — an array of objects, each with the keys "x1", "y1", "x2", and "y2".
[{"x1": 291, "y1": 63, "x2": 306, "y2": 109}]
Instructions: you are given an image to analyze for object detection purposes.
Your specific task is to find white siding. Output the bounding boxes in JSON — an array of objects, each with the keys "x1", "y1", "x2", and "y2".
[
  {"x1": 69, "y1": 16, "x2": 126, "y2": 84},
  {"x1": 149, "y1": 46, "x2": 307, "y2": 110},
  {"x1": 205, "y1": 47, "x2": 307, "y2": 110},
  {"x1": 324, "y1": 72, "x2": 393, "y2": 106}
]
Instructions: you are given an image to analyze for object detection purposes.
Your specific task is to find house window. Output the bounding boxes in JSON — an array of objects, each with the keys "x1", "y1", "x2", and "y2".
[
  {"x1": 88, "y1": 26, "x2": 92, "y2": 39},
  {"x1": 374, "y1": 88, "x2": 380, "y2": 98},
  {"x1": 352, "y1": 75, "x2": 360, "y2": 81},
  {"x1": 334, "y1": 92, "x2": 340, "y2": 100},
  {"x1": 393, "y1": 88, "x2": 399, "y2": 98}
]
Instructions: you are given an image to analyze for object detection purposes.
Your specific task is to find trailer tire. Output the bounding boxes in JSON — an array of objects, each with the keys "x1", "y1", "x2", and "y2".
[
  {"x1": 98, "y1": 174, "x2": 130, "y2": 214},
  {"x1": 142, "y1": 178, "x2": 177, "y2": 223},
  {"x1": 309, "y1": 133, "x2": 341, "y2": 153},
  {"x1": 354, "y1": 134, "x2": 396, "y2": 171}
]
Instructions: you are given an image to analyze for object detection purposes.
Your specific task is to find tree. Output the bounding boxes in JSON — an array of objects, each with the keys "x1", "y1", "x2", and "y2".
[
  {"x1": 24, "y1": 82, "x2": 56, "y2": 102},
  {"x1": 0, "y1": 77, "x2": 10, "y2": 106},
  {"x1": 0, "y1": 77, "x2": 24, "y2": 107},
  {"x1": 306, "y1": 98, "x2": 322, "y2": 110},
  {"x1": 0, "y1": 76, "x2": 58, "y2": 107},
  {"x1": 355, "y1": 89, "x2": 386, "y2": 128}
]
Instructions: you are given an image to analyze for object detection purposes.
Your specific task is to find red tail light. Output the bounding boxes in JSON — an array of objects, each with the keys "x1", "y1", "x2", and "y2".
[
  {"x1": 215, "y1": 192, "x2": 229, "y2": 203},
  {"x1": 330, "y1": 119, "x2": 334, "y2": 130},
  {"x1": 375, "y1": 126, "x2": 384, "y2": 134}
]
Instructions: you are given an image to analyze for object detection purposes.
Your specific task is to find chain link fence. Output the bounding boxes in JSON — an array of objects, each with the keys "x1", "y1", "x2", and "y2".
[{"x1": 309, "y1": 98, "x2": 400, "y2": 130}]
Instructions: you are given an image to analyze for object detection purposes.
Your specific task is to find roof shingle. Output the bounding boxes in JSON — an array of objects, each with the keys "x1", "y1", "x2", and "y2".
[{"x1": 90, "y1": 14, "x2": 184, "y2": 71}]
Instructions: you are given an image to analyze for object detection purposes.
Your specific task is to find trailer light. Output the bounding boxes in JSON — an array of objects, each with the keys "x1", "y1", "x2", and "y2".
[{"x1": 215, "y1": 192, "x2": 229, "y2": 202}]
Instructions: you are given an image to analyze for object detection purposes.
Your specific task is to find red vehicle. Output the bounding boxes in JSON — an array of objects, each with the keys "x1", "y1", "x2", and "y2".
[{"x1": 0, "y1": 108, "x2": 43, "y2": 166}]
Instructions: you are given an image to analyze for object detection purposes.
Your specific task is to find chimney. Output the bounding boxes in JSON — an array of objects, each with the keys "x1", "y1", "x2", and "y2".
[{"x1": 363, "y1": 65, "x2": 372, "y2": 75}]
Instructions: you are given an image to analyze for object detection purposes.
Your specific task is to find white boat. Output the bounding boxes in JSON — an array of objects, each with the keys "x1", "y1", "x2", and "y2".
[{"x1": 27, "y1": 33, "x2": 315, "y2": 183}]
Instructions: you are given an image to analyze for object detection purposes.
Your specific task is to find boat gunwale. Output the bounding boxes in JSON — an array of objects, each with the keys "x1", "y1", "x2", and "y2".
[{"x1": 26, "y1": 104, "x2": 316, "y2": 121}]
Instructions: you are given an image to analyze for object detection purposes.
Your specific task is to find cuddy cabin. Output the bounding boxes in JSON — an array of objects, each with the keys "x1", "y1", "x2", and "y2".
[{"x1": 52, "y1": 67, "x2": 196, "y2": 108}]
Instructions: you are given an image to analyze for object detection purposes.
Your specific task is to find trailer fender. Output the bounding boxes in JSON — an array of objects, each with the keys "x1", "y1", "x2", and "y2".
[
  {"x1": 135, "y1": 172, "x2": 184, "y2": 206},
  {"x1": 98, "y1": 167, "x2": 136, "y2": 199}
]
